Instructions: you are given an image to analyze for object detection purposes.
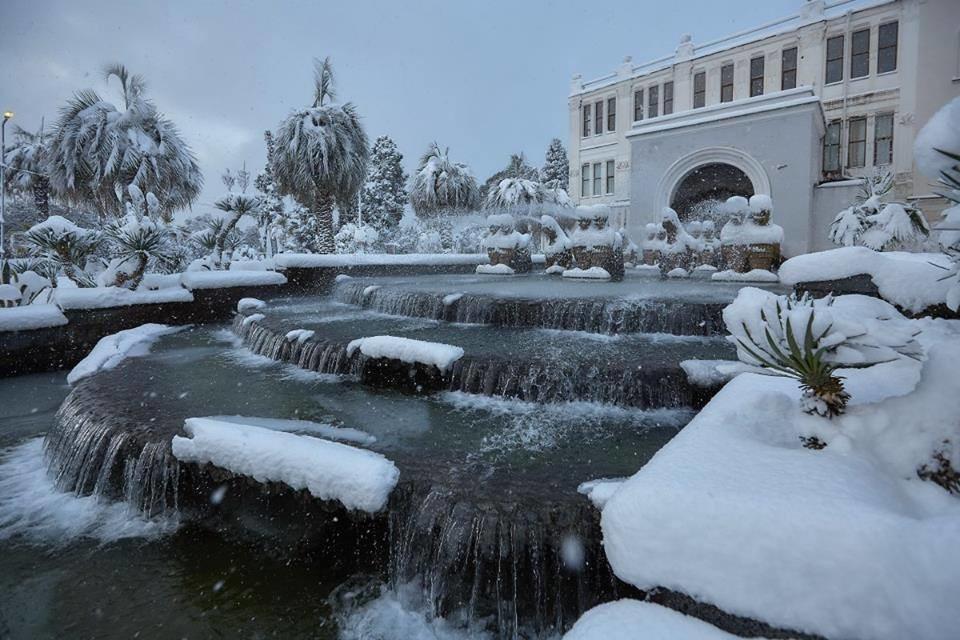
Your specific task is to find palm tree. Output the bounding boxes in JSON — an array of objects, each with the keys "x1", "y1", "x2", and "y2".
[
  {"x1": 3, "y1": 121, "x2": 51, "y2": 219},
  {"x1": 47, "y1": 63, "x2": 202, "y2": 222},
  {"x1": 273, "y1": 58, "x2": 369, "y2": 254},
  {"x1": 409, "y1": 142, "x2": 480, "y2": 217},
  {"x1": 212, "y1": 192, "x2": 262, "y2": 268}
]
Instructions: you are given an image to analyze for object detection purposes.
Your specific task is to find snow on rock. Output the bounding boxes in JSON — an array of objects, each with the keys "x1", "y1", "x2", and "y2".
[
  {"x1": 0, "y1": 284, "x2": 22, "y2": 304},
  {"x1": 274, "y1": 253, "x2": 489, "y2": 268},
  {"x1": 180, "y1": 270, "x2": 286, "y2": 290},
  {"x1": 346, "y1": 336, "x2": 464, "y2": 373},
  {"x1": 229, "y1": 259, "x2": 276, "y2": 271},
  {"x1": 334, "y1": 274, "x2": 353, "y2": 283},
  {"x1": 237, "y1": 297, "x2": 266, "y2": 312},
  {"x1": 362, "y1": 285, "x2": 381, "y2": 297},
  {"x1": 203, "y1": 415, "x2": 375, "y2": 445},
  {"x1": 710, "y1": 269, "x2": 779, "y2": 283},
  {"x1": 577, "y1": 478, "x2": 627, "y2": 510},
  {"x1": 666, "y1": 267, "x2": 689, "y2": 279},
  {"x1": 241, "y1": 313, "x2": 265, "y2": 327},
  {"x1": 779, "y1": 247, "x2": 951, "y2": 313},
  {"x1": 140, "y1": 273, "x2": 184, "y2": 291},
  {"x1": 0, "y1": 304, "x2": 68, "y2": 332},
  {"x1": 564, "y1": 600, "x2": 744, "y2": 640},
  {"x1": 545, "y1": 264, "x2": 566, "y2": 275},
  {"x1": 563, "y1": 267, "x2": 611, "y2": 280},
  {"x1": 476, "y1": 263, "x2": 515, "y2": 275},
  {"x1": 718, "y1": 220, "x2": 783, "y2": 245},
  {"x1": 285, "y1": 329, "x2": 315, "y2": 344},
  {"x1": 442, "y1": 293, "x2": 464, "y2": 306},
  {"x1": 68, "y1": 324, "x2": 184, "y2": 384},
  {"x1": 680, "y1": 359, "x2": 753, "y2": 387},
  {"x1": 171, "y1": 417, "x2": 398, "y2": 513},
  {"x1": 54, "y1": 286, "x2": 193, "y2": 310},
  {"x1": 599, "y1": 319, "x2": 960, "y2": 640}
]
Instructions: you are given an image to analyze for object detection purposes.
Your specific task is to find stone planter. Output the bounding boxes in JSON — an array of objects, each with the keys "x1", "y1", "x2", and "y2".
[
  {"x1": 721, "y1": 245, "x2": 749, "y2": 273},
  {"x1": 544, "y1": 250, "x2": 573, "y2": 272},
  {"x1": 642, "y1": 249, "x2": 659, "y2": 266},
  {"x1": 571, "y1": 246, "x2": 591, "y2": 269},
  {"x1": 746, "y1": 243, "x2": 780, "y2": 272}
]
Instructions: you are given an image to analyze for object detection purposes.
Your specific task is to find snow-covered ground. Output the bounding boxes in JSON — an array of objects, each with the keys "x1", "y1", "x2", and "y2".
[
  {"x1": 0, "y1": 304, "x2": 68, "y2": 331},
  {"x1": 346, "y1": 336, "x2": 465, "y2": 372},
  {"x1": 564, "y1": 600, "x2": 747, "y2": 640},
  {"x1": 54, "y1": 286, "x2": 194, "y2": 310},
  {"x1": 590, "y1": 313, "x2": 960, "y2": 640},
  {"x1": 171, "y1": 417, "x2": 399, "y2": 512},
  {"x1": 780, "y1": 247, "x2": 952, "y2": 313},
  {"x1": 67, "y1": 324, "x2": 186, "y2": 384},
  {"x1": 180, "y1": 270, "x2": 287, "y2": 289}
]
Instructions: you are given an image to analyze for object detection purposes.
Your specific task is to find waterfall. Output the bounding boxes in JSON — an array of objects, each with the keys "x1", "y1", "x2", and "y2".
[{"x1": 333, "y1": 280, "x2": 727, "y2": 336}]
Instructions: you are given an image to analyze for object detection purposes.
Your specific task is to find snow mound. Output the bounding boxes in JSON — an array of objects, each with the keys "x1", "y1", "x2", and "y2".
[
  {"x1": 180, "y1": 270, "x2": 286, "y2": 290},
  {"x1": 442, "y1": 293, "x2": 464, "y2": 306},
  {"x1": 577, "y1": 478, "x2": 627, "y2": 510},
  {"x1": 241, "y1": 313, "x2": 264, "y2": 327},
  {"x1": 347, "y1": 336, "x2": 464, "y2": 373},
  {"x1": 563, "y1": 267, "x2": 611, "y2": 280},
  {"x1": 564, "y1": 600, "x2": 742, "y2": 640},
  {"x1": 171, "y1": 417, "x2": 398, "y2": 512},
  {"x1": 203, "y1": 415, "x2": 374, "y2": 445},
  {"x1": 680, "y1": 359, "x2": 752, "y2": 387},
  {"x1": 779, "y1": 247, "x2": 951, "y2": 313},
  {"x1": 54, "y1": 286, "x2": 193, "y2": 310},
  {"x1": 545, "y1": 264, "x2": 565, "y2": 275},
  {"x1": 711, "y1": 269, "x2": 778, "y2": 282},
  {"x1": 285, "y1": 329, "x2": 315, "y2": 344},
  {"x1": 0, "y1": 304, "x2": 68, "y2": 332},
  {"x1": 600, "y1": 320, "x2": 960, "y2": 640},
  {"x1": 666, "y1": 267, "x2": 689, "y2": 279},
  {"x1": 68, "y1": 324, "x2": 185, "y2": 384},
  {"x1": 476, "y1": 263, "x2": 515, "y2": 275},
  {"x1": 237, "y1": 297, "x2": 266, "y2": 312}
]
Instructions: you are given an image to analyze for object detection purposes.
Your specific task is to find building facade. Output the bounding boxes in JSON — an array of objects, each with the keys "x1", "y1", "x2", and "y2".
[{"x1": 568, "y1": 0, "x2": 960, "y2": 256}]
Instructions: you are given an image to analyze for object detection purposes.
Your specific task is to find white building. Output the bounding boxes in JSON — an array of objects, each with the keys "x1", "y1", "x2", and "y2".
[{"x1": 568, "y1": 0, "x2": 959, "y2": 256}]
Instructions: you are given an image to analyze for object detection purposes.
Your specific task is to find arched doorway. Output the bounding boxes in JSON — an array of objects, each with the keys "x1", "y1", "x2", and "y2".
[{"x1": 670, "y1": 163, "x2": 754, "y2": 223}]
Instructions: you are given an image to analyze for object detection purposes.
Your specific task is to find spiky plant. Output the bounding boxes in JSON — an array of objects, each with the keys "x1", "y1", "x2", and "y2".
[
  {"x1": 726, "y1": 291, "x2": 922, "y2": 418},
  {"x1": 47, "y1": 63, "x2": 202, "y2": 221},
  {"x1": 211, "y1": 192, "x2": 261, "y2": 268},
  {"x1": 101, "y1": 218, "x2": 174, "y2": 289},
  {"x1": 829, "y1": 167, "x2": 929, "y2": 250},
  {"x1": 272, "y1": 58, "x2": 369, "y2": 254},
  {"x1": 3, "y1": 122, "x2": 51, "y2": 219},
  {"x1": 409, "y1": 142, "x2": 480, "y2": 217},
  {"x1": 22, "y1": 216, "x2": 102, "y2": 286}
]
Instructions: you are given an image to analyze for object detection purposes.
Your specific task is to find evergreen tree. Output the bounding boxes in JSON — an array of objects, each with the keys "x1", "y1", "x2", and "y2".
[
  {"x1": 541, "y1": 138, "x2": 569, "y2": 191},
  {"x1": 254, "y1": 131, "x2": 285, "y2": 257},
  {"x1": 361, "y1": 136, "x2": 408, "y2": 229},
  {"x1": 480, "y1": 153, "x2": 539, "y2": 201}
]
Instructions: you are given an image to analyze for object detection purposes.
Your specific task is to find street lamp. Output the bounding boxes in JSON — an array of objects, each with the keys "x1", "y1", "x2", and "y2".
[{"x1": 1, "y1": 110, "x2": 12, "y2": 262}]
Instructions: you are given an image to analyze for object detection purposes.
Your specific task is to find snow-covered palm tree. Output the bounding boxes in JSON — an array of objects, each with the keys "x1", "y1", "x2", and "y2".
[
  {"x1": 272, "y1": 58, "x2": 369, "y2": 254},
  {"x1": 47, "y1": 63, "x2": 202, "y2": 222},
  {"x1": 409, "y1": 143, "x2": 480, "y2": 217},
  {"x1": 3, "y1": 122, "x2": 51, "y2": 219},
  {"x1": 212, "y1": 192, "x2": 262, "y2": 268}
]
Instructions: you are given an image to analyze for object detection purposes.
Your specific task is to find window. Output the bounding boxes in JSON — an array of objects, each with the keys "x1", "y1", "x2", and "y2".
[
  {"x1": 582, "y1": 103, "x2": 591, "y2": 137},
  {"x1": 592, "y1": 162, "x2": 602, "y2": 195},
  {"x1": 581, "y1": 163, "x2": 590, "y2": 196},
  {"x1": 633, "y1": 89, "x2": 644, "y2": 121},
  {"x1": 606, "y1": 160, "x2": 615, "y2": 194},
  {"x1": 878, "y1": 22, "x2": 898, "y2": 73},
  {"x1": 594, "y1": 100, "x2": 603, "y2": 135},
  {"x1": 848, "y1": 117, "x2": 867, "y2": 167},
  {"x1": 823, "y1": 120, "x2": 842, "y2": 174},
  {"x1": 781, "y1": 47, "x2": 797, "y2": 90},
  {"x1": 851, "y1": 28, "x2": 870, "y2": 78},
  {"x1": 720, "y1": 63, "x2": 734, "y2": 102},
  {"x1": 693, "y1": 71, "x2": 706, "y2": 108},
  {"x1": 874, "y1": 113, "x2": 894, "y2": 165},
  {"x1": 826, "y1": 35, "x2": 844, "y2": 83},
  {"x1": 648, "y1": 85, "x2": 659, "y2": 118},
  {"x1": 750, "y1": 56, "x2": 764, "y2": 97},
  {"x1": 606, "y1": 97, "x2": 616, "y2": 132},
  {"x1": 663, "y1": 82, "x2": 674, "y2": 115}
]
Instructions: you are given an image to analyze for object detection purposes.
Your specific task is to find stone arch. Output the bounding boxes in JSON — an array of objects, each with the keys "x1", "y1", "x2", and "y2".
[{"x1": 656, "y1": 147, "x2": 771, "y2": 219}]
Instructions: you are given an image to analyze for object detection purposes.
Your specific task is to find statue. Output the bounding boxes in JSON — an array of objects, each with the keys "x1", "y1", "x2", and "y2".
[{"x1": 540, "y1": 214, "x2": 573, "y2": 274}]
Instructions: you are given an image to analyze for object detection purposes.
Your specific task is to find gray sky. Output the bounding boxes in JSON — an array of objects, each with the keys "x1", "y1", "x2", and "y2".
[{"x1": 1, "y1": 0, "x2": 799, "y2": 214}]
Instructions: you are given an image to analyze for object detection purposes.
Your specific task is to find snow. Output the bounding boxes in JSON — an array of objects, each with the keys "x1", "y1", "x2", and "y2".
[
  {"x1": 577, "y1": 478, "x2": 627, "y2": 510},
  {"x1": 54, "y1": 286, "x2": 193, "y2": 310},
  {"x1": 442, "y1": 293, "x2": 463, "y2": 306},
  {"x1": 0, "y1": 284, "x2": 21, "y2": 303},
  {"x1": 346, "y1": 336, "x2": 464, "y2": 373},
  {"x1": 563, "y1": 267, "x2": 611, "y2": 280},
  {"x1": 710, "y1": 269, "x2": 778, "y2": 282},
  {"x1": 171, "y1": 417, "x2": 398, "y2": 513},
  {"x1": 680, "y1": 359, "x2": 752, "y2": 387},
  {"x1": 475, "y1": 263, "x2": 515, "y2": 275},
  {"x1": 67, "y1": 324, "x2": 185, "y2": 384},
  {"x1": 545, "y1": 264, "x2": 566, "y2": 275},
  {"x1": 229, "y1": 259, "x2": 277, "y2": 271},
  {"x1": 598, "y1": 317, "x2": 960, "y2": 640},
  {"x1": 565, "y1": 600, "x2": 744, "y2": 640},
  {"x1": 748, "y1": 194, "x2": 772, "y2": 214},
  {"x1": 666, "y1": 267, "x2": 689, "y2": 278},
  {"x1": 0, "y1": 304, "x2": 68, "y2": 331},
  {"x1": 335, "y1": 274, "x2": 353, "y2": 283},
  {"x1": 485, "y1": 213, "x2": 515, "y2": 227},
  {"x1": 483, "y1": 230, "x2": 530, "y2": 250},
  {"x1": 241, "y1": 313, "x2": 265, "y2": 327},
  {"x1": 719, "y1": 220, "x2": 783, "y2": 245},
  {"x1": 285, "y1": 329, "x2": 315, "y2": 343},
  {"x1": 26, "y1": 215, "x2": 93, "y2": 238},
  {"x1": 140, "y1": 273, "x2": 183, "y2": 291},
  {"x1": 779, "y1": 247, "x2": 952, "y2": 313},
  {"x1": 362, "y1": 285, "x2": 381, "y2": 297},
  {"x1": 237, "y1": 297, "x2": 266, "y2": 312},
  {"x1": 180, "y1": 270, "x2": 287, "y2": 289},
  {"x1": 203, "y1": 415, "x2": 374, "y2": 445},
  {"x1": 274, "y1": 253, "x2": 489, "y2": 268},
  {"x1": 914, "y1": 96, "x2": 960, "y2": 181}
]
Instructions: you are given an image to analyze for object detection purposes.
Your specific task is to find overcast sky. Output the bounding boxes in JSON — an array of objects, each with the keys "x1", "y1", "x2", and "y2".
[{"x1": 1, "y1": 0, "x2": 800, "y2": 213}]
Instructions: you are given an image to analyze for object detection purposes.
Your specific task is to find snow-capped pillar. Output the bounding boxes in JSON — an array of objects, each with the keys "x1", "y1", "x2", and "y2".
[
  {"x1": 569, "y1": 74, "x2": 584, "y2": 204},
  {"x1": 673, "y1": 35, "x2": 695, "y2": 113}
]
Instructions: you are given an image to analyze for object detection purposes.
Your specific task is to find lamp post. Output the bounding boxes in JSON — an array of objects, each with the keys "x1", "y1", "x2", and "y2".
[{"x1": 1, "y1": 110, "x2": 13, "y2": 261}]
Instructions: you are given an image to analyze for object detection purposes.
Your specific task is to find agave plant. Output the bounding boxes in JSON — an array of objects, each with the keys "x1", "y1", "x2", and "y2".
[
  {"x1": 100, "y1": 217, "x2": 175, "y2": 289},
  {"x1": 409, "y1": 143, "x2": 480, "y2": 217},
  {"x1": 21, "y1": 216, "x2": 102, "y2": 286},
  {"x1": 725, "y1": 290, "x2": 922, "y2": 418},
  {"x1": 47, "y1": 63, "x2": 202, "y2": 221},
  {"x1": 829, "y1": 167, "x2": 929, "y2": 250},
  {"x1": 211, "y1": 192, "x2": 262, "y2": 268},
  {"x1": 273, "y1": 58, "x2": 369, "y2": 254}
]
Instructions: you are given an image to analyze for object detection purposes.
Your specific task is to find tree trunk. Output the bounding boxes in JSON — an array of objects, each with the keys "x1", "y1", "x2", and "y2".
[
  {"x1": 314, "y1": 191, "x2": 336, "y2": 254},
  {"x1": 33, "y1": 178, "x2": 50, "y2": 220},
  {"x1": 213, "y1": 212, "x2": 242, "y2": 269}
]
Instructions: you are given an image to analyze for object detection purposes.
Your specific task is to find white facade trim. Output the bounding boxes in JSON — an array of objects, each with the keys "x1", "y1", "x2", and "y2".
[{"x1": 655, "y1": 147, "x2": 773, "y2": 214}]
